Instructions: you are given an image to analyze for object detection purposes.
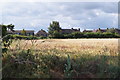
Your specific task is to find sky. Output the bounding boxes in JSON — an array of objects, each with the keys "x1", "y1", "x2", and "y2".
[{"x1": 1, "y1": 2, "x2": 118, "y2": 33}]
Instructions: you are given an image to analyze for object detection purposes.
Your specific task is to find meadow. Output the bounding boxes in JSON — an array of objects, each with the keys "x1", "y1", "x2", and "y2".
[{"x1": 2, "y1": 39, "x2": 120, "y2": 78}]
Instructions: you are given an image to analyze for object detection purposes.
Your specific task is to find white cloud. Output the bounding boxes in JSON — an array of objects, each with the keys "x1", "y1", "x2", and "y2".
[{"x1": 1, "y1": 2, "x2": 118, "y2": 32}]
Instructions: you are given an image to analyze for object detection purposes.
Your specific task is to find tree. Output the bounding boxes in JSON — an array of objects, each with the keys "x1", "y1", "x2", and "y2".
[
  {"x1": 0, "y1": 24, "x2": 7, "y2": 37},
  {"x1": 7, "y1": 24, "x2": 14, "y2": 31},
  {"x1": 71, "y1": 32, "x2": 84, "y2": 38},
  {"x1": 0, "y1": 24, "x2": 14, "y2": 52},
  {"x1": 21, "y1": 29, "x2": 26, "y2": 35},
  {"x1": 48, "y1": 21, "x2": 62, "y2": 37},
  {"x1": 0, "y1": 24, "x2": 14, "y2": 37}
]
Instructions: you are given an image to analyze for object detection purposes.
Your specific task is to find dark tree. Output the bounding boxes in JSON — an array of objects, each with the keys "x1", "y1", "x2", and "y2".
[
  {"x1": 21, "y1": 29, "x2": 26, "y2": 35},
  {"x1": 0, "y1": 24, "x2": 14, "y2": 37},
  {"x1": 48, "y1": 21, "x2": 62, "y2": 37}
]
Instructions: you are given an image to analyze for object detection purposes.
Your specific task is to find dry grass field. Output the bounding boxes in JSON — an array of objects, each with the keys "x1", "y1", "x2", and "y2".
[
  {"x1": 11, "y1": 39, "x2": 118, "y2": 56},
  {"x1": 2, "y1": 39, "x2": 120, "y2": 78}
]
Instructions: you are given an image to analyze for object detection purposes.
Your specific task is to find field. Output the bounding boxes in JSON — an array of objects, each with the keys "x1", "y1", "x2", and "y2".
[{"x1": 2, "y1": 39, "x2": 120, "y2": 78}]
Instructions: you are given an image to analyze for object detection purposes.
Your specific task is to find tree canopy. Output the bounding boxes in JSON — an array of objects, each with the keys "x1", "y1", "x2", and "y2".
[
  {"x1": 0, "y1": 24, "x2": 14, "y2": 37},
  {"x1": 48, "y1": 21, "x2": 62, "y2": 37},
  {"x1": 21, "y1": 29, "x2": 27, "y2": 35}
]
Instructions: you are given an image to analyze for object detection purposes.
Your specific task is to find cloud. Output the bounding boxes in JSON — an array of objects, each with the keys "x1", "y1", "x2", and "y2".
[{"x1": 1, "y1": 2, "x2": 118, "y2": 32}]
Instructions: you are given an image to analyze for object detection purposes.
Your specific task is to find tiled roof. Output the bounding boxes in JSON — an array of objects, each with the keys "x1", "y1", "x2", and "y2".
[
  {"x1": 36, "y1": 30, "x2": 47, "y2": 34},
  {"x1": 7, "y1": 30, "x2": 34, "y2": 33}
]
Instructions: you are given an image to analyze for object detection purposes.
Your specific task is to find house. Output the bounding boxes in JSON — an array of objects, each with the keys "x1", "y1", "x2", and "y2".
[
  {"x1": 36, "y1": 29, "x2": 48, "y2": 37},
  {"x1": 93, "y1": 28, "x2": 107, "y2": 33},
  {"x1": 7, "y1": 30, "x2": 34, "y2": 36},
  {"x1": 83, "y1": 28, "x2": 108, "y2": 33},
  {"x1": 83, "y1": 28, "x2": 120, "y2": 34},
  {"x1": 114, "y1": 28, "x2": 120, "y2": 34},
  {"x1": 83, "y1": 29, "x2": 93, "y2": 33},
  {"x1": 61, "y1": 28, "x2": 80, "y2": 34}
]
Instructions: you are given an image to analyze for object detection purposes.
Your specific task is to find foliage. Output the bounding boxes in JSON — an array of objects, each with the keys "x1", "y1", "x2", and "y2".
[
  {"x1": 2, "y1": 50, "x2": 50, "y2": 78},
  {"x1": 21, "y1": 29, "x2": 27, "y2": 35},
  {"x1": 51, "y1": 32, "x2": 120, "y2": 39},
  {"x1": 64, "y1": 55, "x2": 73, "y2": 78},
  {"x1": 2, "y1": 48, "x2": 119, "y2": 78},
  {"x1": 2, "y1": 34, "x2": 13, "y2": 52},
  {"x1": 1, "y1": 25, "x2": 7, "y2": 37},
  {"x1": 11, "y1": 35, "x2": 38, "y2": 40},
  {"x1": 48, "y1": 21, "x2": 62, "y2": 37},
  {"x1": 0, "y1": 24, "x2": 14, "y2": 37},
  {"x1": 2, "y1": 39, "x2": 120, "y2": 78},
  {"x1": 1, "y1": 24, "x2": 14, "y2": 52}
]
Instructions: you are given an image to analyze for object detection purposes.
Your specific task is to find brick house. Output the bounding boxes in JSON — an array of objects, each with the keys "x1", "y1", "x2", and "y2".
[
  {"x1": 83, "y1": 28, "x2": 107, "y2": 33},
  {"x1": 83, "y1": 29, "x2": 93, "y2": 33},
  {"x1": 61, "y1": 28, "x2": 80, "y2": 34},
  {"x1": 83, "y1": 28, "x2": 120, "y2": 34},
  {"x1": 114, "y1": 28, "x2": 120, "y2": 34},
  {"x1": 93, "y1": 28, "x2": 107, "y2": 33},
  {"x1": 7, "y1": 30, "x2": 34, "y2": 36},
  {"x1": 36, "y1": 29, "x2": 48, "y2": 37}
]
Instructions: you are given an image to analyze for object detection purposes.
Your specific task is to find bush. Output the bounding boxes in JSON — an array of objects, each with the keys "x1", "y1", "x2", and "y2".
[
  {"x1": 71, "y1": 32, "x2": 84, "y2": 38},
  {"x1": 2, "y1": 34, "x2": 13, "y2": 52},
  {"x1": 2, "y1": 50, "x2": 50, "y2": 78},
  {"x1": 12, "y1": 35, "x2": 38, "y2": 40},
  {"x1": 64, "y1": 32, "x2": 120, "y2": 38},
  {"x1": 2, "y1": 48, "x2": 120, "y2": 78}
]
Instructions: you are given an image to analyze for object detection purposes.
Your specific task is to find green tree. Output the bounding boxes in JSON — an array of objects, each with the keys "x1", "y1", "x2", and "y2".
[
  {"x1": 0, "y1": 25, "x2": 7, "y2": 37},
  {"x1": 0, "y1": 24, "x2": 14, "y2": 37},
  {"x1": 21, "y1": 29, "x2": 26, "y2": 35},
  {"x1": 71, "y1": 32, "x2": 84, "y2": 38},
  {"x1": 0, "y1": 24, "x2": 14, "y2": 52},
  {"x1": 7, "y1": 24, "x2": 14, "y2": 31},
  {"x1": 48, "y1": 21, "x2": 62, "y2": 37}
]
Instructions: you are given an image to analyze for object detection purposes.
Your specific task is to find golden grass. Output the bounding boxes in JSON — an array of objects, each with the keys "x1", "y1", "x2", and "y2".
[
  {"x1": 10, "y1": 39, "x2": 119, "y2": 56},
  {"x1": 3, "y1": 39, "x2": 119, "y2": 78}
]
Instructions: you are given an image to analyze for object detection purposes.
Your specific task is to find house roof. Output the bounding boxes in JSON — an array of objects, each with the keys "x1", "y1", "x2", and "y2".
[
  {"x1": 83, "y1": 30, "x2": 93, "y2": 32},
  {"x1": 62, "y1": 29, "x2": 79, "y2": 31},
  {"x1": 99, "y1": 29, "x2": 107, "y2": 32},
  {"x1": 7, "y1": 30, "x2": 34, "y2": 33},
  {"x1": 14, "y1": 30, "x2": 34, "y2": 32},
  {"x1": 36, "y1": 29, "x2": 47, "y2": 34}
]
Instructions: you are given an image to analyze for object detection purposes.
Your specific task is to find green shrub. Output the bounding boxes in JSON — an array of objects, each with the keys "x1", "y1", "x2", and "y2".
[
  {"x1": 2, "y1": 34, "x2": 13, "y2": 52},
  {"x1": 64, "y1": 55, "x2": 73, "y2": 78},
  {"x1": 12, "y1": 35, "x2": 38, "y2": 40}
]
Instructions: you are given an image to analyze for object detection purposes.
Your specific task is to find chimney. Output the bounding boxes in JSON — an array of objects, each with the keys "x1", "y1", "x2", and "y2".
[
  {"x1": 78, "y1": 28, "x2": 80, "y2": 31},
  {"x1": 98, "y1": 28, "x2": 101, "y2": 30},
  {"x1": 71, "y1": 28, "x2": 73, "y2": 30}
]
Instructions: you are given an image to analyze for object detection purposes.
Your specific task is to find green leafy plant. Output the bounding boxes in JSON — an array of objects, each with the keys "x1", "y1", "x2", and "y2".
[
  {"x1": 2, "y1": 34, "x2": 13, "y2": 53},
  {"x1": 64, "y1": 55, "x2": 73, "y2": 78}
]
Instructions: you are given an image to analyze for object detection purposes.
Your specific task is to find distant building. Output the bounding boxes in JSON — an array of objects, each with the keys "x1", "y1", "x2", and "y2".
[
  {"x1": 93, "y1": 28, "x2": 107, "y2": 33},
  {"x1": 7, "y1": 30, "x2": 34, "y2": 36},
  {"x1": 114, "y1": 28, "x2": 120, "y2": 34},
  {"x1": 61, "y1": 28, "x2": 80, "y2": 34},
  {"x1": 83, "y1": 28, "x2": 108, "y2": 33},
  {"x1": 36, "y1": 29, "x2": 48, "y2": 37},
  {"x1": 83, "y1": 29, "x2": 93, "y2": 33},
  {"x1": 83, "y1": 28, "x2": 120, "y2": 35}
]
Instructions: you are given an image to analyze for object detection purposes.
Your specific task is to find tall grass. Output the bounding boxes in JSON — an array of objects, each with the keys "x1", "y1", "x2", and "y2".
[{"x1": 2, "y1": 39, "x2": 120, "y2": 78}]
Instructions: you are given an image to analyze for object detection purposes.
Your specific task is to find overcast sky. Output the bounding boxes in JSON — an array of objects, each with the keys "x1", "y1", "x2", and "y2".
[{"x1": 1, "y1": 2, "x2": 118, "y2": 32}]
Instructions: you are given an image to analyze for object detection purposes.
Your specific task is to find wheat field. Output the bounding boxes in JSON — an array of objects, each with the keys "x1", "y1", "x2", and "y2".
[
  {"x1": 3, "y1": 39, "x2": 119, "y2": 78},
  {"x1": 11, "y1": 39, "x2": 119, "y2": 56}
]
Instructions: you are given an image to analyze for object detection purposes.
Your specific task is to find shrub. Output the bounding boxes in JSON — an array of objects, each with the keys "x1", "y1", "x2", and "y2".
[{"x1": 12, "y1": 35, "x2": 38, "y2": 40}]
